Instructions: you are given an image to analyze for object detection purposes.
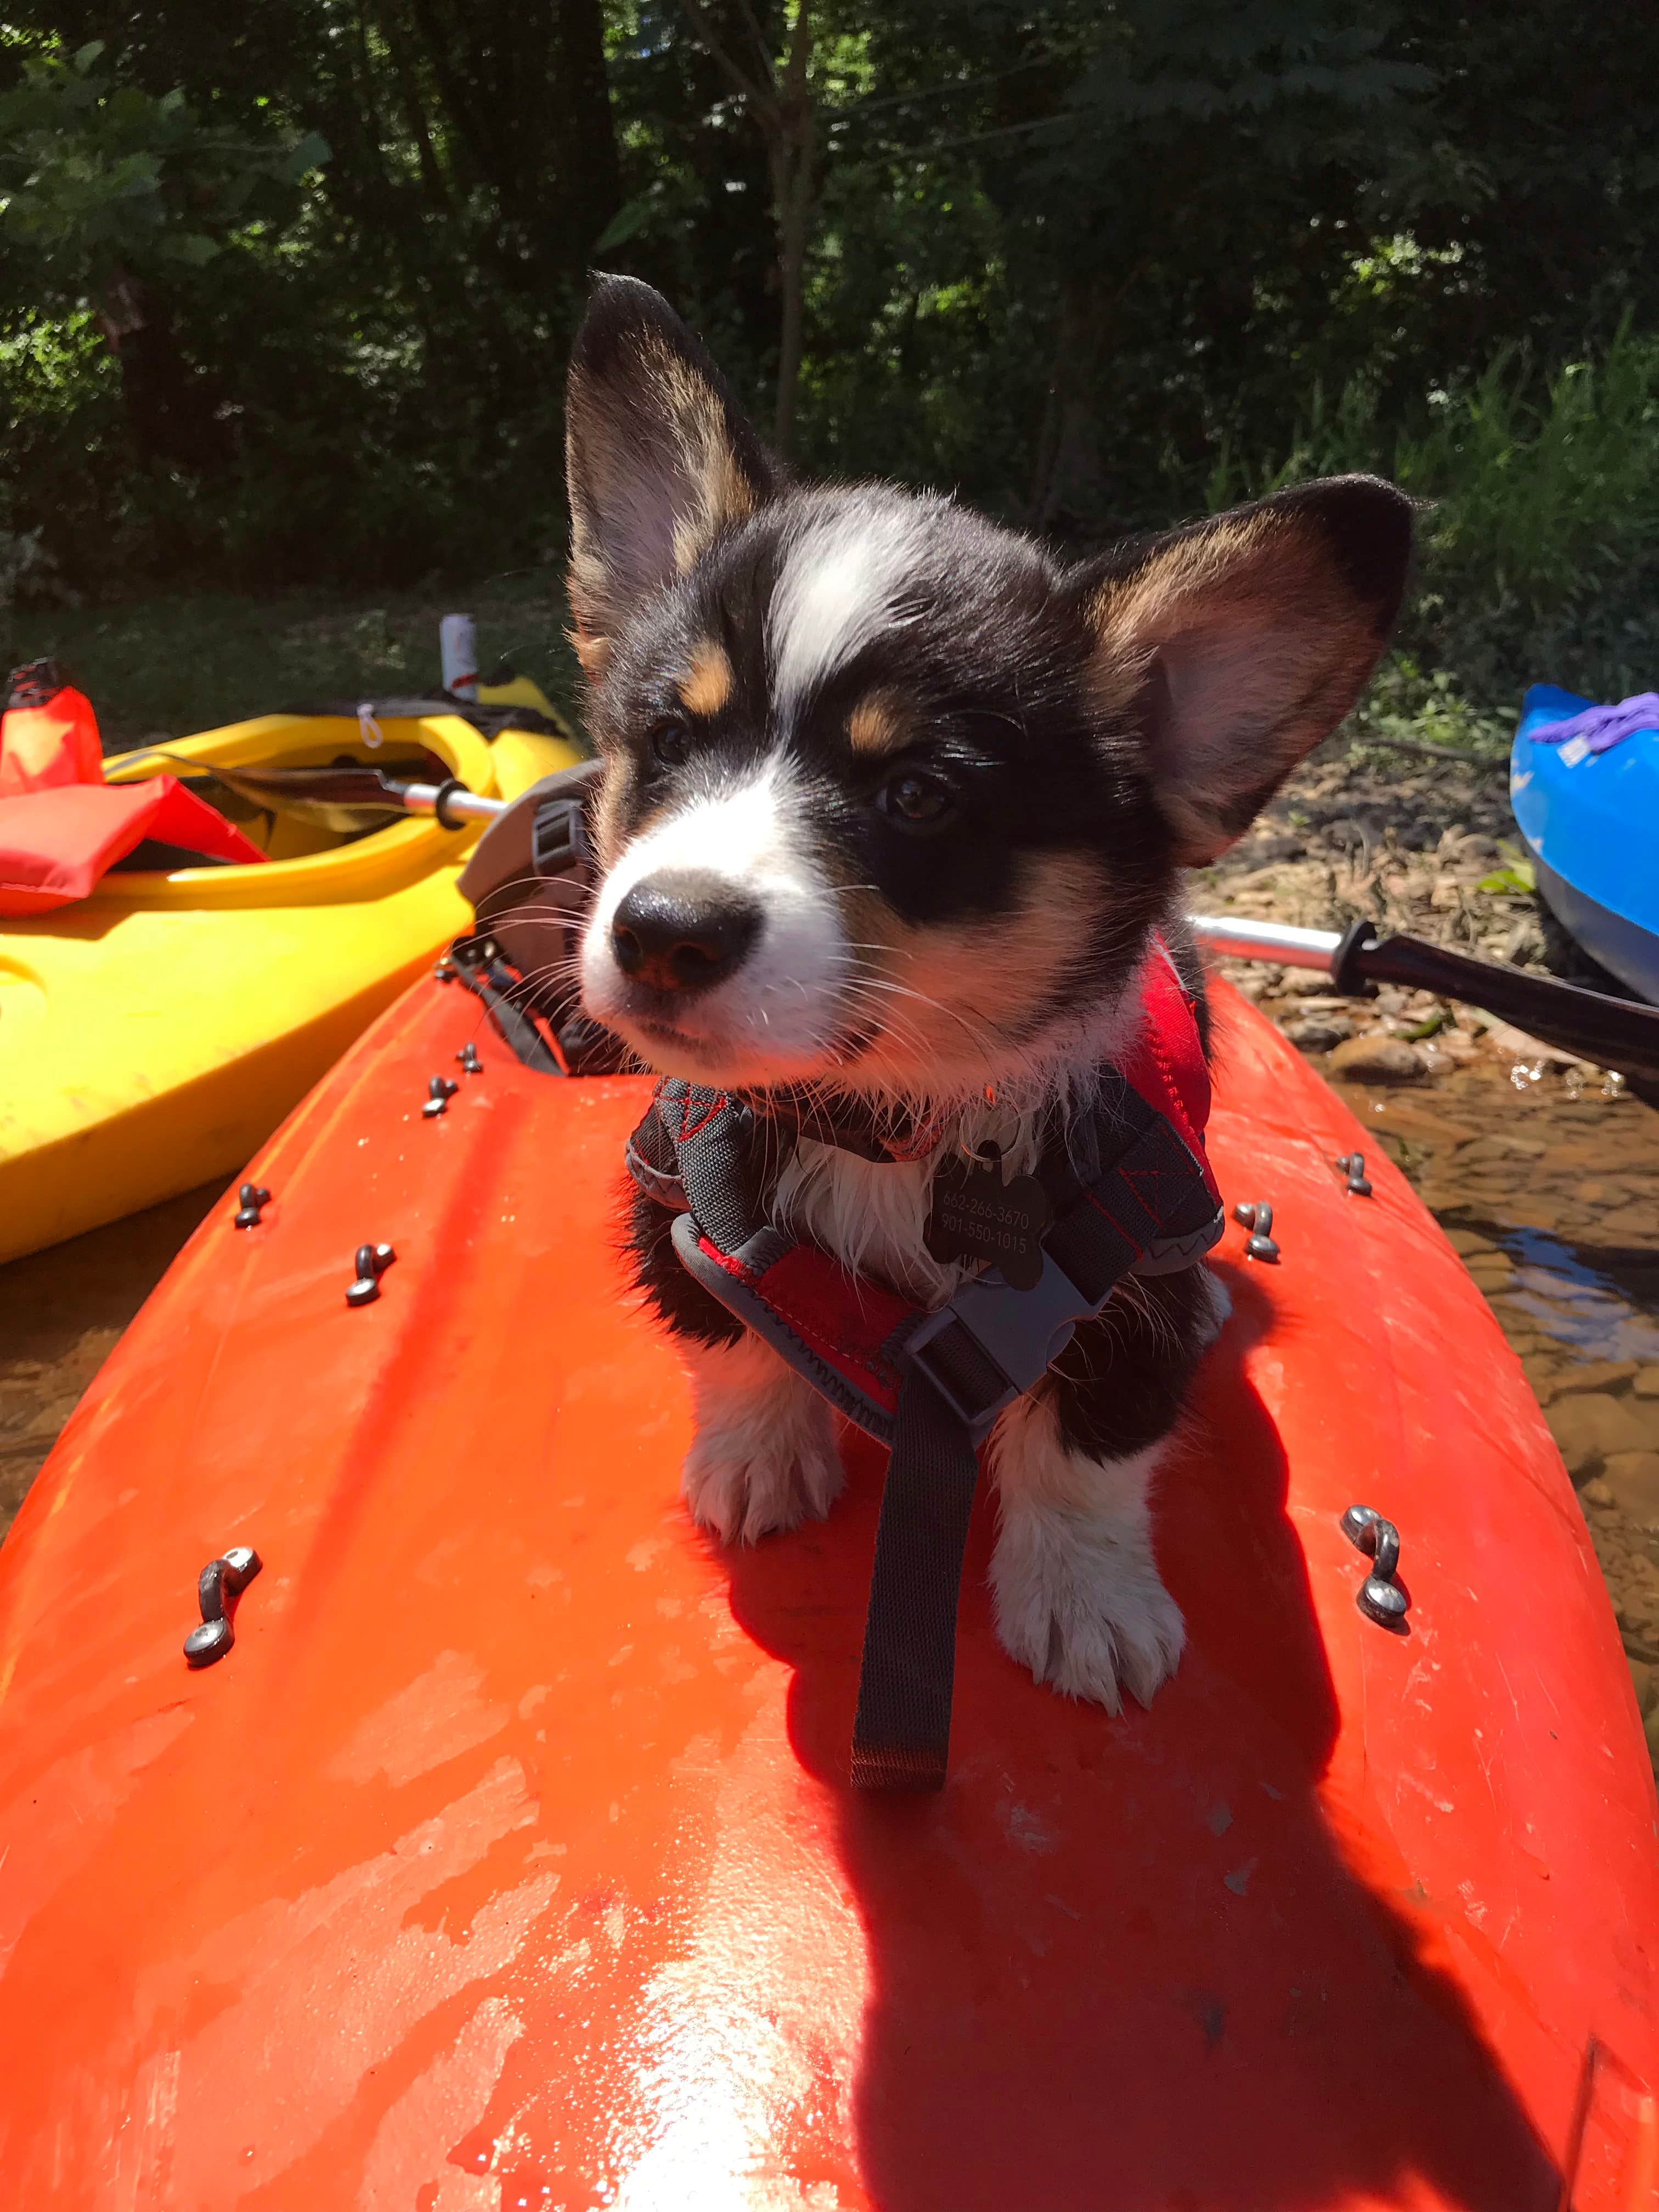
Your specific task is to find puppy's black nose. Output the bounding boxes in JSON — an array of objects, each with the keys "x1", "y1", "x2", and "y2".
[{"x1": 611, "y1": 871, "x2": 760, "y2": 994}]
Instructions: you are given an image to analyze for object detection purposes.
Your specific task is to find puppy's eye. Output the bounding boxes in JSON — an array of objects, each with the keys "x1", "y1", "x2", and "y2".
[
  {"x1": 877, "y1": 769, "x2": 955, "y2": 831},
  {"x1": 649, "y1": 719, "x2": 692, "y2": 768}
]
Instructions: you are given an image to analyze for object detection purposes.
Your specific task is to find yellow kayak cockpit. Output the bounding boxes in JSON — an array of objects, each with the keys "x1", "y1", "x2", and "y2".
[
  {"x1": 0, "y1": 707, "x2": 584, "y2": 1263},
  {"x1": 100, "y1": 709, "x2": 569, "y2": 891}
]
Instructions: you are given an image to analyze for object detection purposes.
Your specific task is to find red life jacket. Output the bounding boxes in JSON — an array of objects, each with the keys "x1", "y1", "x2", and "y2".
[
  {"x1": 0, "y1": 660, "x2": 103, "y2": 797},
  {"x1": 0, "y1": 778, "x2": 267, "y2": 915}
]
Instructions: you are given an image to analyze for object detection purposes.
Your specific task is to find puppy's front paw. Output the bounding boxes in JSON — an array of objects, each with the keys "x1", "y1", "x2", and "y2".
[
  {"x1": 682, "y1": 1418, "x2": 842, "y2": 1544},
  {"x1": 990, "y1": 1506, "x2": 1185, "y2": 1712},
  {"x1": 680, "y1": 1335, "x2": 843, "y2": 1544}
]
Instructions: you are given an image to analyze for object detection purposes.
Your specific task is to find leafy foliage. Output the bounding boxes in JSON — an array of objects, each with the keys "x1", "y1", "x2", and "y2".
[
  {"x1": 1209, "y1": 321, "x2": 1659, "y2": 703},
  {"x1": 0, "y1": 41, "x2": 326, "y2": 291},
  {"x1": 1, "y1": 0, "x2": 1657, "y2": 724}
]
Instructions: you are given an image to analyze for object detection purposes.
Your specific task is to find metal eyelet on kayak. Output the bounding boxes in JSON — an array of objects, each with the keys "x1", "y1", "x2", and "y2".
[
  {"x1": 1232, "y1": 1200, "x2": 1280, "y2": 1262},
  {"x1": 1334, "y1": 1152, "x2": 1374, "y2": 1197},
  {"x1": 457, "y1": 1040, "x2": 483, "y2": 1075},
  {"x1": 346, "y1": 1243, "x2": 397, "y2": 1306},
  {"x1": 434, "y1": 958, "x2": 458, "y2": 983},
  {"x1": 184, "y1": 1544, "x2": 262, "y2": 1668},
  {"x1": 422, "y1": 1075, "x2": 460, "y2": 1119},
  {"x1": 233, "y1": 1183, "x2": 271, "y2": 1229},
  {"x1": 1341, "y1": 1504, "x2": 1409, "y2": 1626}
]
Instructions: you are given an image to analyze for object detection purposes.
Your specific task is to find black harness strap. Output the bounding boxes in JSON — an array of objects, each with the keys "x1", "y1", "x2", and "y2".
[
  {"x1": 851, "y1": 1372, "x2": 982, "y2": 1788},
  {"x1": 633, "y1": 1074, "x2": 1223, "y2": 1793},
  {"x1": 446, "y1": 940, "x2": 566, "y2": 1075}
]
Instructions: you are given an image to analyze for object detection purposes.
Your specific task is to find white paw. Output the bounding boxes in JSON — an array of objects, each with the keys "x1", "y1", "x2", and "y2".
[
  {"x1": 679, "y1": 1335, "x2": 843, "y2": 1544},
  {"x1": 682, "y1": 1418, "x2": 842, "y2": 1544},
  {"x1": 990, "y1": 1507, "x2": 1186, "y2": 1712}
]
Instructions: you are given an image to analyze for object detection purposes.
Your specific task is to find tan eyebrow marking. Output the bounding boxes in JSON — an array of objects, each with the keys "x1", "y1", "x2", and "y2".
[
  {"x1": 677, "y1": 639, "x2": 734, "y2": 718},
  {"x1": 847, "y1": 691, "x2": 911, "y2": 755}
]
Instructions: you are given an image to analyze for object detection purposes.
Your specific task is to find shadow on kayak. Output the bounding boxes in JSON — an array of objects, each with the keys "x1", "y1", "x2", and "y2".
[{"x1": 720, "y1": 1261, "x2": 1560, "y2": 2210}]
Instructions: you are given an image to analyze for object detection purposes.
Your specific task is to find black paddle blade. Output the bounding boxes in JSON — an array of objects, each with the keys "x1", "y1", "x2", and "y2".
[
  {"x1": 1334, "y1": 923, "x2": 1659, "y2": 1084},
  {"x1": 130, "y1": 750, "x2": 449, "y2": 833}
]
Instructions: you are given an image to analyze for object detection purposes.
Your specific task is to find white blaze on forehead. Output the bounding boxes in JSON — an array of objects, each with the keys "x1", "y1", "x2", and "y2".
[
  {"x1": 591, "y1": 764, "x2": 806, "y2": 919},
  {"x1": 582, "y1": 760, "x2": 848, "y2": 1068},
  {"x1": 768, "y1": 503, "x2": 929, "y2": 708}
]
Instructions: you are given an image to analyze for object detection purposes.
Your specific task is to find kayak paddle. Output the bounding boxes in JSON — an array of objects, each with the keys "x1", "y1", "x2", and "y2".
[
  {"x1": 1192, "y1": 914, "x2": 1659, "y2": 1084},
  {"x1": 119, "y1": 753, "x2": 503, "y2": 834}
]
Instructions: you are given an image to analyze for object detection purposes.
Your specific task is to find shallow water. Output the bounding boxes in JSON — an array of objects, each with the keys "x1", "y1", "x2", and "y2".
[
  {"x1": 1324, "y1": 1055, "x2": 1659, "y2": 1763},
  {"x1": 0, "y1": 1179, "x2": 229, "y2": 1533},
  {"x1": 3, "y1": 1061, "x2": 1657, "y2": 1762}
]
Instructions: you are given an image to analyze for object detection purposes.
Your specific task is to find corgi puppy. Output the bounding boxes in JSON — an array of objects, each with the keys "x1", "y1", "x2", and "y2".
[{"x1": 567, "y1": 275, "x2": 1411, "y2": 1712}]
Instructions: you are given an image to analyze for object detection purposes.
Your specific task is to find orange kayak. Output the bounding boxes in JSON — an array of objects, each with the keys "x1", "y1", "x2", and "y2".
[{"x1": 0, "y1": 976, "x2": 1654, "y2": 2209}]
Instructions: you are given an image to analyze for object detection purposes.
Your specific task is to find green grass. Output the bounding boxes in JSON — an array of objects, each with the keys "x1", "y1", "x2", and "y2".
[
  {"x1": 1206, "y1": 321, "x2": 1659, "y2": 715},
  {"x1": 6, "y1": 574, "x2": 1518, "y2": 774},
  {"x1": 1340, "y1": 655, "x2": 1515, "y2": 768},
  {"x1": 6, "y1": 569, "x2": 582, "y2": 751}
]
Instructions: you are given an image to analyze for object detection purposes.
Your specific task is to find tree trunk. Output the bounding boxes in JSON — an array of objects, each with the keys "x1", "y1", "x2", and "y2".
[
  {"x1": 1030, "y1": 275, "x2": 1111, "y2": 531},
  {"x1": 556, "y1": 0, "x2": 625, "y2": 258},
  {"x1": 97, "y1": 271, "x2": 238, "y2": 476},
  {"x1": 375, "y1": 6, "x2": 455, "y2": 218},
  {"x1": 769, "y1": 137, "x2": 814, "y2": 456},
  {"x1": 678, "y1": 0, "x2": 817, "y2": 458},
  {"x1": 768, "y1": 2, "x2": 816, "y2": 458}
]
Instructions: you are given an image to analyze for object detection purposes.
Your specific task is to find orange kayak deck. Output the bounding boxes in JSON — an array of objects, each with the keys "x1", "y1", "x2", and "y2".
[{"x1": 0, "y1": 978, "x2": 1654, "y2": 2209}]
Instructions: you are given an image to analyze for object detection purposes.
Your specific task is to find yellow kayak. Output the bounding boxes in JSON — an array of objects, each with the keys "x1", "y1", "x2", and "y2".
[{"x1": 0, "y1": 706, "x2": 582, "y2": 1263}]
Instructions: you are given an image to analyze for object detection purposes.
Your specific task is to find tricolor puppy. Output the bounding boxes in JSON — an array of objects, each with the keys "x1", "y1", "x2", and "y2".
[{"x1": 569, "y1": 274, "x2": 1410, "y2": 1712}]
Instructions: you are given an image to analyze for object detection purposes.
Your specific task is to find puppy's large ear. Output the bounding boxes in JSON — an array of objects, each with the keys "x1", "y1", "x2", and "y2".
[
  {"x1": 1073, "y1": 476, "x2": 1413, "y2": 864},
  {"x1": 565, "y1": 275, "x2": 775, "y2": 679}
]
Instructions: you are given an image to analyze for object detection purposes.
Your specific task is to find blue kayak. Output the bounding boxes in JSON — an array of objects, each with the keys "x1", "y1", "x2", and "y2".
[{"x1": 1511, "y1": 682, "x2": 1659, "y2": 1002}]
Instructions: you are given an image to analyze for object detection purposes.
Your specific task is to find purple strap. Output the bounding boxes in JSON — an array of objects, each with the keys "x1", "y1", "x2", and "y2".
[{"x1": 1531, "y1": 691, "x2": 1659, "y2": 755}]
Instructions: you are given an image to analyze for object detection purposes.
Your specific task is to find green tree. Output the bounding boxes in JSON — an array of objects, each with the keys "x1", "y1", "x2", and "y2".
[
  {"x1": 0, "y1": 38, "x2": 326, "y2": 468},
  {"x1": 1, "y1": 0, "x2": 1657, "y2": 633}
]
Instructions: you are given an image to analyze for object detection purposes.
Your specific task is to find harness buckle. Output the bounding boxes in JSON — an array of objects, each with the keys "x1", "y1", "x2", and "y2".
[
  {"x1": 531, "y1": 794, "x2": 590, "y2": 879},
  {"x1": 905, "y1": 1250, "x2": 1097, "y2": 1437}
]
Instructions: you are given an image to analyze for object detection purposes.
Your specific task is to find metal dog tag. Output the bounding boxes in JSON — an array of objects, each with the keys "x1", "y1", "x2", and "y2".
[{"x1": 925, "y1": 1143, "x2": 1051, "y2": 1291}]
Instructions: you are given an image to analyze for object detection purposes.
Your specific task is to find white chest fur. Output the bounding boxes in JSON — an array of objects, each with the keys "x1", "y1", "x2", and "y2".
[{"x1": 770, "y1": 1098, "x2": 1047, "y2": 1306}]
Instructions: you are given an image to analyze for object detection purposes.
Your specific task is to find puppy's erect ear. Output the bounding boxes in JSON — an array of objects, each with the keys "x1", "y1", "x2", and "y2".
[
  {"x1": 1073, "y1": 475, "x2": 1414, "y2": 865},
  {"x1": 565, "y1": 275, "x2": 775, "y2": 679}
]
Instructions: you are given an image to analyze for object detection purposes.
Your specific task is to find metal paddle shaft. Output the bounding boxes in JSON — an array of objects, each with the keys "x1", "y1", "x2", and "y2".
[
  {"x1": 113, "y1": 752, "x2": 511, "y2": 836},
  {"x1": 1191, "y1": 913, "x2": 1659, "y2": 1084},
  {"x1": 391, "y1": 780, "x2": 504, "y2": 826}
]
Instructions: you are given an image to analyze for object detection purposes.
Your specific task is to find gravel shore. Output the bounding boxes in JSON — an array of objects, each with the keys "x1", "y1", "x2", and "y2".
[{"x1": 1197, "y1": 745, "x2": 1627, "y2": 1084}]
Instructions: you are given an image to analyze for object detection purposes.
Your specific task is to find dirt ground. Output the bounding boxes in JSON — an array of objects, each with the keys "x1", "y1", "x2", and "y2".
[{"x1": 1195, "y1": 743, "x2": 1538, "y2": 966}]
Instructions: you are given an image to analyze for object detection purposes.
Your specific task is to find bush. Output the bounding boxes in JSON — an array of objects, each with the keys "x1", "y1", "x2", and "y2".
[{"x1": 1207, "y1": 323, "x2": 1659, "y2": 712}]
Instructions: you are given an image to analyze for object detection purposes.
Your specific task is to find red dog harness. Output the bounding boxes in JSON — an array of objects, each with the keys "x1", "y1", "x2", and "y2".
[
  {"x1": 627, "y1": 940, "x2": 1223, "y2": 1791},
  {"x1": 456, "y1": 769, "x2": 1223, "y2": 1790}
]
